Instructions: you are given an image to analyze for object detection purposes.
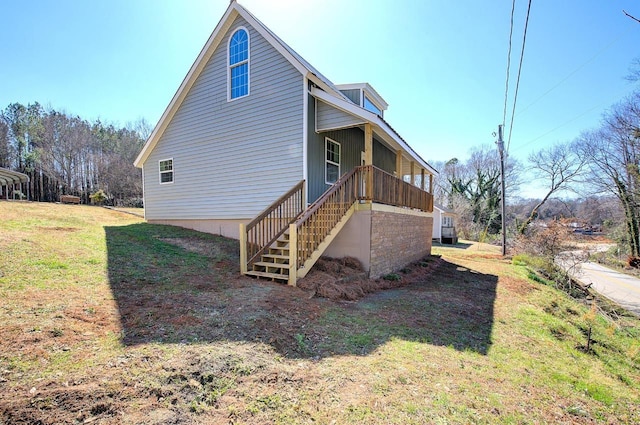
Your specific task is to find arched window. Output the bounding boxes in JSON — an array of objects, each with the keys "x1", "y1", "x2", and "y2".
[{"x1": 228, "y1": 28, "x2": 249, "y2": 100}]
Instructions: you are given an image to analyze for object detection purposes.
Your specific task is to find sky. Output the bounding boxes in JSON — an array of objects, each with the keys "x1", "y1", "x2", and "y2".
[{"x1": 1, "y1": 0, "x2": 639, "y2": 198}]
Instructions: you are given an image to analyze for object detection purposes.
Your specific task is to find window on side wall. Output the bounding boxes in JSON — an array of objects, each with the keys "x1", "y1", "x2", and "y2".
[
  {"x1": 159, "y1": 159, "x2": 173, "y2": 184},
  {"x1": 325, "y1": 138, "x2": 340, "y2": 184},
  {"x1": 363, "y1": 95, "x2": 382, "y2": 116},
  {"x1": 228, "y1": 28, "x2": 250, "y2": 100}
]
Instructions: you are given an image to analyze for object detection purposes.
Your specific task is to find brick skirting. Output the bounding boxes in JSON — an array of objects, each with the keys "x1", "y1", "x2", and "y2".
[{"x1": 369, "y1": 208, "x2": 433, "y2": 278}]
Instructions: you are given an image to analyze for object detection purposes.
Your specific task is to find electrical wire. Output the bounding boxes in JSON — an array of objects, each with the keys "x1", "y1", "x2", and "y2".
[
  {"x1": 506, "y1": 0, "x2": 533, "y2": 153},
  {"x1": 515, "y1": 30, "x2": 629, "y2": 119},
  {"x1": 510, "y1": 86, "x2": 631, "y2": 152},
  {"x1": 502, "y1": 0, "x2": 516, "y2": 127}
]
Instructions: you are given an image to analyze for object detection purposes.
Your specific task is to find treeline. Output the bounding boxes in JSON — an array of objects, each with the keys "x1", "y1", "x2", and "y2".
[
  {"x1": 0, "y1": 102, "x2": 148, "y2": 205},
  {"x1": 430, "y1": 87, "x2": 640, "y2": 256}
]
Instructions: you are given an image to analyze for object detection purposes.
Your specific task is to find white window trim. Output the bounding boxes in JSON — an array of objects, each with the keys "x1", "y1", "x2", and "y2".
[
  {"x1": 159, "y1": 158, "x2": 174, "y2": 184},
  {"x1": 325, "y1": 137, "x2": 341, "y2": 185},
  {"x1": 227, "y1": 26, "x2": 250, "y2": 102},
  {"x1": 363, "y1": 94, "x2": 382, "y2": 116}
]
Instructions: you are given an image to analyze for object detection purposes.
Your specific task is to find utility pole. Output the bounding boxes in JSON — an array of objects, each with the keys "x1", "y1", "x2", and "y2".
[{"x1": 497, "y1": 125, "x2": 506, "y2": 256}]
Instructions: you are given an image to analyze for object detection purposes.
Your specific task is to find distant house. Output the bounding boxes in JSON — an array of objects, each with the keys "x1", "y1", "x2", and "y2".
[
  {"x1": 134, "y1": 1, "x2": 438, "y2": 285},
  {"x1": 432, "y1": 204, "x2": 458, "y2": 244}
]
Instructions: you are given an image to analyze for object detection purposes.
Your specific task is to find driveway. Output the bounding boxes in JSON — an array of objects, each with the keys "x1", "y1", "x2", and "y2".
[{"x1": 559, "y1": 250, "x2": 640, "y2": 317}]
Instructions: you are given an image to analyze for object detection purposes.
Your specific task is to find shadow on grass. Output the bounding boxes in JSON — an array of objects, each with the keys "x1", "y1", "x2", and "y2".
[
  {"x1": 433, "y1": 241, "x2": 473, "y2": 249},
  {"x1": 106, "y1": 223, "x2": 497, "y2": 358}
]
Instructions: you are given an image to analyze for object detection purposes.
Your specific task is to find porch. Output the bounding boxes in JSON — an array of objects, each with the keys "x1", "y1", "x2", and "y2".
[
  {"x1": 441, "y1": 226, "x2": 458, "y2": 245},
  {"x1": 240, "y1": 165, "x2": 433, "y2": 286}
]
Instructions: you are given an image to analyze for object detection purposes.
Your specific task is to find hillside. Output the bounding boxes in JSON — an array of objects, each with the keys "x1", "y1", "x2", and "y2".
[{"x1": 0, "y1": 202, "x2": 638, "y2": 424}]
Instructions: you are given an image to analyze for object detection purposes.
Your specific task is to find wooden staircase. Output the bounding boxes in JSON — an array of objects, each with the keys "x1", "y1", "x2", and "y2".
[
  {"x1": 240, "y1": 165, "x2": 434, "y2": 286},
  {"x1": 244, "y1": 232, "x2": 292, "y2": 283}
]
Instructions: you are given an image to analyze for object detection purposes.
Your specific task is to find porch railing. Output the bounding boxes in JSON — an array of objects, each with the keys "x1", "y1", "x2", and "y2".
[
  {"x1": 294, "y1": 168, "x2": 359, "y2": 269},
  {"x1": 292, "y1": 165, "x2": 433, "y2": 271},
  {"x1": 358, "y1": 165, "x2": 433, "y2": 212},
  {"x1": 240, "y1": 180, "x2": 305, "y2": 272},
  {"x1": 442, "y1": 226, "x2": 457, "y2": 238}
]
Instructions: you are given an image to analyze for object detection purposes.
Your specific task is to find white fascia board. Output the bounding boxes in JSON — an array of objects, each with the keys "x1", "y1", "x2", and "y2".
[
  {"x1": 302, "y1": 76, "x2": 308, "y2": 205},
  {"x1": 362, "y1": 83, "x2": 388, "y2": 111},
  {"x1": 134, "y1": 1, "x2": 313, "y2": 168},
  {"x1": 134, "y1": 6, "x2": 240, "y2": 168},
  {"x1": 310, "y1": 87, "x2": 437, "y2": 176}
]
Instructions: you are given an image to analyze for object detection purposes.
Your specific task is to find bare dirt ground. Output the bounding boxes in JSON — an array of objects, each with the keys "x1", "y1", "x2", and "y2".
[
  {"x1": 0, "y1": 236, "x2": 491, "y2": 424},
  {"x1": 1, "y1": 204, "x2": 638, "y2": 424}
]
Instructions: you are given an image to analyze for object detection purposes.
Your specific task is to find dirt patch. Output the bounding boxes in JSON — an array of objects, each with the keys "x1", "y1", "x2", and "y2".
[
  {"x1": 158, "y1": 237, "x2": 227, "y2": 259},
  {"x1": 37, "y1": 226, "x2": 79, "y2": 232},
  {"x1": 298, "y1": 256, "x2": 444, "y2": 301}
]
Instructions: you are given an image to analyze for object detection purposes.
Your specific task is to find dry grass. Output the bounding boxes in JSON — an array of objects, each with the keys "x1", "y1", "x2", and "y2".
[{"x1": 1, "y1": 201, "x2": 639, "y2": 424}]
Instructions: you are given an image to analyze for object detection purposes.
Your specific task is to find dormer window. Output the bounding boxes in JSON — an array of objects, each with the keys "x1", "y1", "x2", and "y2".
[
  {"x1": 363, "y1": 95, "x2": 382, "y2": 116},
  {"x1": 228, "y1": 28, "x2": 250, "y2": 100}
]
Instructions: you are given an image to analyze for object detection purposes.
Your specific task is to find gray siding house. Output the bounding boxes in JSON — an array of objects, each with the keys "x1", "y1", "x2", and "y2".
[{"x1": 134, "y1": 1, "x2": 438, "y2": 285}]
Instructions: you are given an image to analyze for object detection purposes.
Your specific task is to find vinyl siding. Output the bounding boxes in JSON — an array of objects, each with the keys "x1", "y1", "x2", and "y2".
[
  {"x1": 339, "y1": 89, "x2": 361, "y2": 105},
  {"x1": 307, "y1": 95, "x2": 399, "y2": 202},
  {"x1": 143, "y1": 16, "x2": 304, "y2": 220},
  {"x1": 316, "y1": 99, "x2": 365, "y2": 131},
  {"x1": 307, "y1": 127, "x2": 364, "y2": 202},
  {"x1": 373, "y1": 138, "x2": 396, "y2": 174}
]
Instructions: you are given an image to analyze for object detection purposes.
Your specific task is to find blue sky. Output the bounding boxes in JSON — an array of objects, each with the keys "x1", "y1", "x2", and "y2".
[{"x1": 1, "y1": 0, "x2": 639, "y2": 196}]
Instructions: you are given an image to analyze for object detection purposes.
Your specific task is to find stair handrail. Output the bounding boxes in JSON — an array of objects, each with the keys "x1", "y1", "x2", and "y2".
[
  {"x1": 241, "y1": 180, "x2": 305, "y2": 271},
  {"x1": 294, "y1": 167, "x2": 360, "y2": 269}
]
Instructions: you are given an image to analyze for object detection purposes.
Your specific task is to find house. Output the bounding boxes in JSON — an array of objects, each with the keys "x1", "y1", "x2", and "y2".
[
  {"x1": 432, "y1": 203, "x2": 458, "y2": 244},
  {"x1": 134, "y1": 1, "x2": 438, "y2": 286}
]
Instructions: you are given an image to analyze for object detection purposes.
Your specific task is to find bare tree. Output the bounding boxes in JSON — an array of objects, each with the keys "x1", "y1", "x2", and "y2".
[
  {"x1": 577, "y1": 92, "x2": 640, "y2": 256},
  {"x1": 519, "y1": 141, "x2": 586, "y2": 233}
]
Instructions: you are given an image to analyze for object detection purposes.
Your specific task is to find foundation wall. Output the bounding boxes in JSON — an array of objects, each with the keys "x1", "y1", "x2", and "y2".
[
  {"x1": 147, "y1": 219, "x2": 249, "y2": 240},
  {"x1": 324, "y1": 203, "x2": 433, "y2": 278},
  {"x1": 369, "y1": 207, "x2": 433, "y2": 278},
  {"x1": 323, "y1": 208, "x2": 372, "y2": 271}
]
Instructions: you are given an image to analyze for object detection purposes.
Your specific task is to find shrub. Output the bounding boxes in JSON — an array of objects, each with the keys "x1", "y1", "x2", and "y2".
[
  {"x1": 383, "y1": 273, "x2": 401, "y2": 282},
  {"x1": 90, "y1": 189, "x2": 108, "y2": 205},
  {"x1": 627, "y1": 256, "x2": 640, "y2": 268}
]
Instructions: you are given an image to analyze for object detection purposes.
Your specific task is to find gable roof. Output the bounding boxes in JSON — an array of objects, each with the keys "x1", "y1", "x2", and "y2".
[
  {"x1": 134, "y1": 0, "x2": 349, "y2": 168},
  {"x1": 134, "y1": 1, "x2": 437, "y2": 177}
]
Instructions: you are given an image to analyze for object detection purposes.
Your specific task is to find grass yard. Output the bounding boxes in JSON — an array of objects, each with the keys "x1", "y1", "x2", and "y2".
[{"x1": 0, "y1": 201, "x2": 638, "y2": 424}]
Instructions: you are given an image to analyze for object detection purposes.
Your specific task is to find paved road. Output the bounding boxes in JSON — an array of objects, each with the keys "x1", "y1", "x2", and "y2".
[{"x1": 569, "y1": 258, "x2": 640, "y2": 317}]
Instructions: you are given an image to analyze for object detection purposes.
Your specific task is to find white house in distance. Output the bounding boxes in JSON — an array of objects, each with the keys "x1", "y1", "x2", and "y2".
[
  {"x1": 432, "y1": 203, "x2": 458, "y2": 244},
  {"x1": 134, "y1": 1, "x2": 439, "y2": 285}
]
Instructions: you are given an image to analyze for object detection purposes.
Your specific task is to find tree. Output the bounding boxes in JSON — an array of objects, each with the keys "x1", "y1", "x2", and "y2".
[
  {"x1": 431, "y1": 145, "x2": 521, "y2": 240},
  {"x1": 577, "y1": 92, "x2": 640, "y2": 256},
  {"x1": 0, "y1": 119, "x2": 10, "y2": 168},
  {"x1": 1, "y1": 101, "x2": 146, "y2": 204},
  {"x1": 518, "y1": 141, "x2": 586, "y2": 233}
]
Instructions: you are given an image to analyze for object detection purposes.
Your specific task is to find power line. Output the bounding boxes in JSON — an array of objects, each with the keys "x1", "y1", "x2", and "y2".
[
  {"x1": 514, "y1": 105, "x2": 600, "y2": 151},
  {"x1": 515, "y1": 30, "x2": 629, "y2": 119},
  {"x1": 502, "y1": 0, "x2": 516, "y2": 127},
  {"x1": 506, "y1": 0, "x2": 533, "y2": 153}
]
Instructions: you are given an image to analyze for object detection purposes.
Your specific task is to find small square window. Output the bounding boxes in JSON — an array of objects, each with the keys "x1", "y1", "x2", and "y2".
[{"x1": 159, "y1": 159, "x2": 173, "y2": 184}]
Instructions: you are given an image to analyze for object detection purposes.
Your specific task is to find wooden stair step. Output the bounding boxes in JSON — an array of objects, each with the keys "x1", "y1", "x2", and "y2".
[
  {"x1": 245, "y1": 270, "x2": 289, "y2": 281},
  {"x1": 262, "y1": 254, "x2": 289, "y2": 260},
  {"x1": 253, "y1": 261, "x2": 290, "y2": 269},
  {"x1": 269, "y1": 247, "x2": 289, "y2": 253}
]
